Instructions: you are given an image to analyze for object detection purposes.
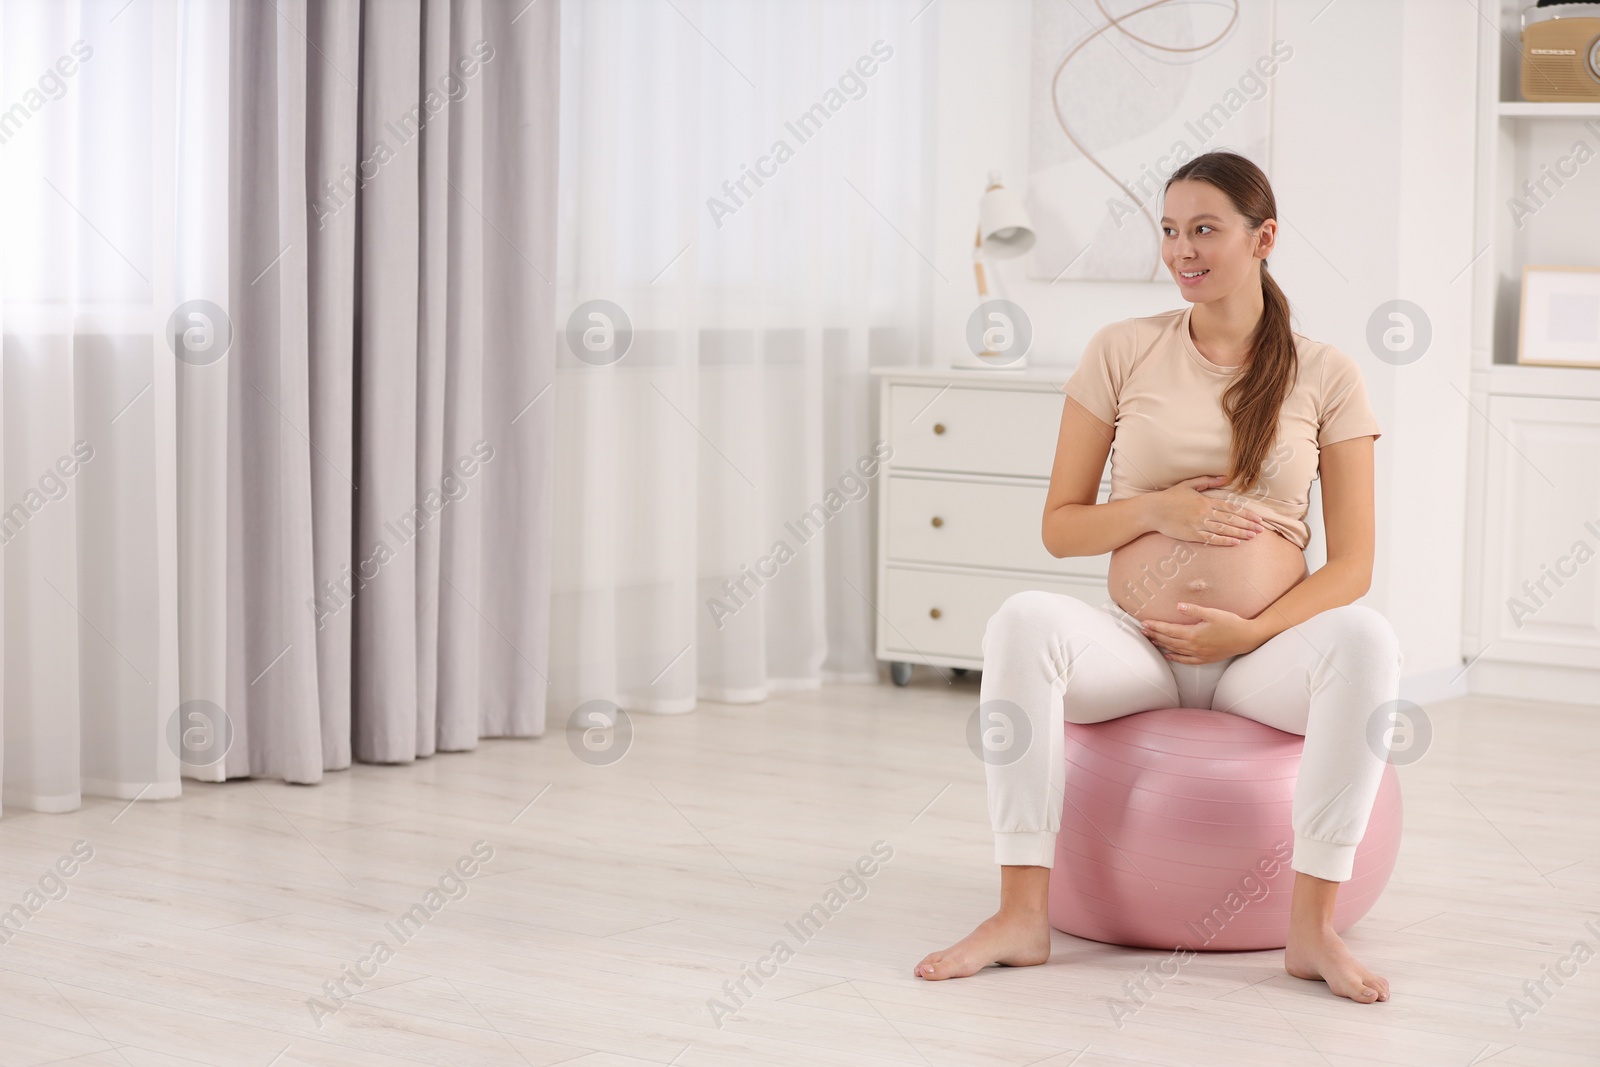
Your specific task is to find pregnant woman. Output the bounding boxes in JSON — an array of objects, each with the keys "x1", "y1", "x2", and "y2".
[{"x1": 915, "y1": 151, "x2": 1403, "y2": 1004}]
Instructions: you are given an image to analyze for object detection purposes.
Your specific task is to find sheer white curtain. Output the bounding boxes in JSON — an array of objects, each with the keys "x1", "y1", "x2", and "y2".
[
  {"x1": 0, "y1": 0, "x2": 226, "y2": 812},
  {"x1": 553, "y1": 0, "x2": 938, "y2": 715}
]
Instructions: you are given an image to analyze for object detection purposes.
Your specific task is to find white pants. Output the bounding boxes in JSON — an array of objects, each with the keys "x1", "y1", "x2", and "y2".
[{"x1": 978, "y1": 591, "x2": 1405, "y2": 883}]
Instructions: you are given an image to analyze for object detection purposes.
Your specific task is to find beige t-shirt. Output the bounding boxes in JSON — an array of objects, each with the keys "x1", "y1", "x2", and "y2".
[{"x1": 1060, "y1": 305, "x2": 1382, "y2": 552}]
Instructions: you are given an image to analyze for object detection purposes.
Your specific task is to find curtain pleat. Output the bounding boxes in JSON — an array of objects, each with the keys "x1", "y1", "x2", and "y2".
[
  {"x1": 474, "y1": 0, "x2": 556, "y2": 739},
  {"x1": 415, "y1": 0, "x2": 453, "y2": 757},
  {"x1": 226, "y1": 0, "x2": 320, "y2": 783},
  {"x1": 303, "y1": 0, "x2": 362, "y2": 771},
  {"x1": 351, "y1": 0, "x2": 422, "y2": 764}
]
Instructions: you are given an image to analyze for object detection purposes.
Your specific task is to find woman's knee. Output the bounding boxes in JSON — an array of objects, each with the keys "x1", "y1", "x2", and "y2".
[
  {"x1": 1317, "y1": 604, "x2": 1402, "y2": 669},
  {"x1": 982, "y1": 590, "x2": 1092, "y2": 657}
]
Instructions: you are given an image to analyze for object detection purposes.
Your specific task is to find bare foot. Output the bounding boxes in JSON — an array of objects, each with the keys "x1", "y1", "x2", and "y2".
[
  {"x1": 914, "y1": 909, "x2": 1051, "y2": 980},
  {"x1": 1284, "y1": 924, "x2": 1390, "y2": 1003}
]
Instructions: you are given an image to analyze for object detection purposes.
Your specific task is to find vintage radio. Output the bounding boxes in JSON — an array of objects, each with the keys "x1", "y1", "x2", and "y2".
[{"x1": 1521, "y1": 2, "x2": 1600, "y2": 101}]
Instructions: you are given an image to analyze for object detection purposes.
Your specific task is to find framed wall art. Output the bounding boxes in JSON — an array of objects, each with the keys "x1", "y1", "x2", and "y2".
[{"x1": 1518, "y1": 265, "x2": 1600, "y2": 369}]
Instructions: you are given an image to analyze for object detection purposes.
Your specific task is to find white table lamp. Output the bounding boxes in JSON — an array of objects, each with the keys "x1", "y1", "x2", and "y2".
[{"x1": 956, "y1": 171, "x2": 1036, "y2": 370}]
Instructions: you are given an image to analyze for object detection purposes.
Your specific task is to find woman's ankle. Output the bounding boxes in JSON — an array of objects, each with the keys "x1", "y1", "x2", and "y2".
[
  {"x1": 997, "y1": 904, "x2": 1050, "y2": 926},
  {"x1": 998, "y1": 862, "x2": 1050, "y2": 897}
]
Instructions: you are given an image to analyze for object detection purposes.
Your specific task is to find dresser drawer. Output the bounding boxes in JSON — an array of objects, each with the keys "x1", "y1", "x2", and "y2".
[
  {"x1": 881, "y1": 567, "x2": 1109, "y2": 660},
  {"x1": 888, "y1": 385, "x2": 1062, "y2": 477},
  {"x1": 885, "y1": 476, "x2": 1110, "y2": 579}
]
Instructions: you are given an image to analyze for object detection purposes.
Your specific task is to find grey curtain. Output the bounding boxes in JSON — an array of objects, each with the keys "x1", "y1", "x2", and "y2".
[{"x1": 208, "y1": 0, "x2": 557, "y2": 782}]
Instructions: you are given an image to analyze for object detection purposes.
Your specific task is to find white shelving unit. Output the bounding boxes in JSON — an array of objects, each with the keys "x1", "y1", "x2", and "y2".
[{"x1": 1461, "y1": 3, "x2": 1600, "y2": 702}]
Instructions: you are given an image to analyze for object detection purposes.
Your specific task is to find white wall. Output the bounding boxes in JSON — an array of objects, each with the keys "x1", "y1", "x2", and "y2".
[{"x1": 930, "y1": 0, "x2": 1479, "y2": 703}]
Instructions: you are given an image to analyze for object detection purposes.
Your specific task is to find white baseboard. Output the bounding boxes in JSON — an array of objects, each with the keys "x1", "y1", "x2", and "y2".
[
  {"x1": 1466, "y1": 660, "x2": 1600, "y2": 708},
  {"x1": 1399, "y1": 665, "x2": 1472, "y2": 708}
]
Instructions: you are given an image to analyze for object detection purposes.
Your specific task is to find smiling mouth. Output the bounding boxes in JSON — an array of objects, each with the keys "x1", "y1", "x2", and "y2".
[{"x1": 1179, "y1": 268, "x2": 1209, "y2": 279}]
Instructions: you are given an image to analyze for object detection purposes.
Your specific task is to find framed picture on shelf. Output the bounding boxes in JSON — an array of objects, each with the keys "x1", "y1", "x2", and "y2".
[{"x1": 1517, "y1": 265, "x2": 1600, "y2": 369}]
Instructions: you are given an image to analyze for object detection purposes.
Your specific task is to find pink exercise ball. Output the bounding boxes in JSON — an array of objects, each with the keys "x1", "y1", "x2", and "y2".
[{"x1": 1047, "y1": 707, "x2": 1402, "y2": 952}]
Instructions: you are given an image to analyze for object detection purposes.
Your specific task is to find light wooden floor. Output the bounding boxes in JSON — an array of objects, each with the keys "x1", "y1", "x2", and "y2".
[{"x1": 1, "y1": 673, "x2": 1596, "y2": 1066}]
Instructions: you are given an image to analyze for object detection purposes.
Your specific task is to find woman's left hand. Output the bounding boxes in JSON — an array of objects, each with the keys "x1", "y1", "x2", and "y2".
[{"x1": 1141, "y1": 604, "x2": 1263, "y2": 664}]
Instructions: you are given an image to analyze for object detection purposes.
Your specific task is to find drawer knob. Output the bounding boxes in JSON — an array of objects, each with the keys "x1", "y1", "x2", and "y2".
[
  {"x1": 929, "y1": 607, "x2": 942, "y2": 620},
  {"x1": 930, "y1": 516, "x2": 943, "y2": 528},
  {"x1": 933, "y1": 422, "x2": 946, "y2": 435}
]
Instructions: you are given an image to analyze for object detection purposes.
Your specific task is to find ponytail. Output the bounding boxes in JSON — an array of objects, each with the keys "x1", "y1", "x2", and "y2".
[{"x1": 1164, "y1": 151, "x2": 1296, "y2": 495}]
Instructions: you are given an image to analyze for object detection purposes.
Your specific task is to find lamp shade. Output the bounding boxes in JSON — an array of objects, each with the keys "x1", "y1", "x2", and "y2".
[{"x1": 978, "y1": 174, "x2": 1035, "y2": 259}]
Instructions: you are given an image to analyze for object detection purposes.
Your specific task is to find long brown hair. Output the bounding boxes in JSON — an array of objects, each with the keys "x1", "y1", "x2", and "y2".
[{"x1": 1164, "y1": 151, "x2": 1295, "y2": 495}]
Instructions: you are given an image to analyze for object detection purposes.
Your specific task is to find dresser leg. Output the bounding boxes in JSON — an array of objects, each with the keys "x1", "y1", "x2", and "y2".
[{"x1": 890, "y1": 662, "x2": 914, "y2": 686}]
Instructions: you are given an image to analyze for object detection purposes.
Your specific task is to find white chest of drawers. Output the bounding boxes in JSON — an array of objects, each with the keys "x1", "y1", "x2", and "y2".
[{"x1": 871, "y1": 367, "x2": 1112, "y2": 685}]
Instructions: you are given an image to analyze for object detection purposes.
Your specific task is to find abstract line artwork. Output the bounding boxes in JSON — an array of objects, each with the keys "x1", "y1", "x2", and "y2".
[{"x1": 1026, "y1": 0, "x2": 1279, "y2": 282}]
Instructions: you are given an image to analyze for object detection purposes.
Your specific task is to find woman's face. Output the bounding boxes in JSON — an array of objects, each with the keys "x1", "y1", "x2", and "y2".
[{"x1": 1160, "y1": 179, "x2": 1272, "y2": 300}]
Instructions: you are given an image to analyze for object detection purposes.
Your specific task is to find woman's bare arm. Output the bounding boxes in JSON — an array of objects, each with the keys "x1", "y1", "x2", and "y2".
[
  {"x1": 1041, "y1": 396, "x2": 1159, "y2": 558},
  {"x1": 1244, "y1": 435, "x2": 1377, "y2": 643}
]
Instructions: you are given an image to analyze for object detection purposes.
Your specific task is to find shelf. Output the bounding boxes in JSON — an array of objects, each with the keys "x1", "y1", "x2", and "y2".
[
  {"x1": 1483, "y1": 362, "x2": 1600, "y2": 400},
  {"x1": 1496, "y1": 102, "x2": 1600, "y2": 117}
]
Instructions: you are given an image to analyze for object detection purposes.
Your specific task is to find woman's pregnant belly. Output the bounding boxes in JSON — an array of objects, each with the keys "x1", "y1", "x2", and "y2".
[{"x1": 1108, "y1": 527, "x2": 1309, "y2": 625}]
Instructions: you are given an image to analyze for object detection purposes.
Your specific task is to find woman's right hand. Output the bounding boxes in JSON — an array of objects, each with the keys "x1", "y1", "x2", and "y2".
[{"x1": 1150, "y1": 474, "x2": 1266, "y2": 545}]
